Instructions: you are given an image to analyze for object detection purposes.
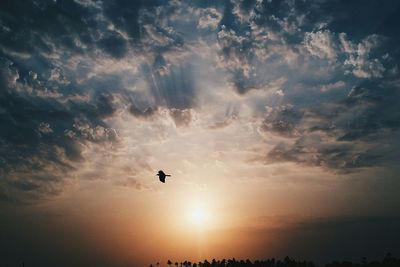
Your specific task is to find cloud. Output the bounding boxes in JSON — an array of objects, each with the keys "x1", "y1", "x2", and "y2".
[
  {"x1": 197, "y1": 8, "x2": 223, "y2": 30},
  {"x1": 304, "y1": 30, "x2": 338, "y2": 60},
  {"x1": 231, "y1": 0, "x2": 257, "y2": 23},
  {"x1": 102, "y1": 0, "x2": 163, "y2": 41},
  {"x1": 208, "y1": 114, "x2": 237, "y2": 130},
  {"x1": 266, "y1": 137, "x2": 382, "y2": 172},
  {"x1": 320, "y1": 80, "x2": 345, "y2": 92},
  {"x1": 71, "y1": 121, "x2": 119, "y2": 143},
  {"x1": 259, "y1": 78, "x2": 400, "y2": 172},
  {"x1": 141, "y1": 59, "x2": 198, "y2": 109},
  {"x1": 116, "y1": 177, "x2": 148, "y2": 190},
  {"x1": 37, "y1": 122, "x2": 54, "y2": 135},
  {"x1": 302, "y1": 29, "x2": 387, "y2": 79},
  {"x1": 129, "y1": 105, "x2": 159, "y2": 120},
  {"x1": 0, "y1": 0, "x2": 399, "y2": 202},
  {"x1": 260, "y1": 105, "x2": 304, "y2": 138},
  {"x1": 0, "y1": 55, "x2": 121, "y2": 202},
  {"x1": 343, "y1": 34, "x2": 386, "y2": 78},
  {"x1": 97, "y1": 32, "x2": 128, "y2": 59},
  {"x1": 169, "y1": 108, "x2": 193, "y2": 128}
]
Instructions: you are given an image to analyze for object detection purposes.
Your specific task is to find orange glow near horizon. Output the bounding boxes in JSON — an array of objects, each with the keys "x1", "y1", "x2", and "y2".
[
  {"x1": 20, "y1": 132, "x2": 388, "y2": 267},
  {"x1": 8, "y1": 159, "x2": 393, "y2": 267}
]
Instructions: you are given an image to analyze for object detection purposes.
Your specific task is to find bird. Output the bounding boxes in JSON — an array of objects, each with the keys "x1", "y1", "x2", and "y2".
[{"x1": 157, "y1": 170, "x2": 171, "y2": 183}]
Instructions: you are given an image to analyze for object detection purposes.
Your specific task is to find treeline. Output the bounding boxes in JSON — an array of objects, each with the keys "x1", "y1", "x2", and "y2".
[{"x1": 151, "y1": 253, "x2": 399, "y2": 267}]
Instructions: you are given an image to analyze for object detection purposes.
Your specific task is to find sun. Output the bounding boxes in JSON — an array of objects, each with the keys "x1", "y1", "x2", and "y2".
[
  {"x1": 188, "y1": 206, "x2": 209, "y2": 226},
  {"x1": 191, "y1": 207, "x2": 206, "y2": 223},
  {"x1": 183, "y1": 195, "x2": 216, "y2": 229}
]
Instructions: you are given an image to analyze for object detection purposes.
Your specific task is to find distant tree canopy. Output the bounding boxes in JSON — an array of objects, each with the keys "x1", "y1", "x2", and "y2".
[{"x1": 150, "y1": 254, "x2": 400, "y2": 267}]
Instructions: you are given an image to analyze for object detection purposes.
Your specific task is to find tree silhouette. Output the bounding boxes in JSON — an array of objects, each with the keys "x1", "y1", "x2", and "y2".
[{"x1": 151, "y1": 254, "x2": 400, "y2": 267}]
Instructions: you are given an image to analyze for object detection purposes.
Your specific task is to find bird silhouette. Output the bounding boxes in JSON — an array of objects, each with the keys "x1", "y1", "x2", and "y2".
[{"x1": 157, "y1": 170, "x2": 171, "y2": 183}]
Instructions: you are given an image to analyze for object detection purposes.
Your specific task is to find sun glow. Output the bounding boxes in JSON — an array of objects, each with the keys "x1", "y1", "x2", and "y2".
[
  {"x1": 190, "y1": 207, "x2": 207, "y2": 225},
  {"x1": 180, "y1": 191, "x2": 221, "y2": 231},
  {"x1": 184, "y1": 199, "x2": 213, "y2": 228}
]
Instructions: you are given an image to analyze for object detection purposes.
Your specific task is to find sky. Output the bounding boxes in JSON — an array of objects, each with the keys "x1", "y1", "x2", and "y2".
[{"x1": 1, "y1": 0, "x2": 400, "y2": 266}]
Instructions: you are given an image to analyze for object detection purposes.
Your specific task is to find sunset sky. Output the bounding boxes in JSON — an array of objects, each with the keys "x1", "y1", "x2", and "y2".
[{"x1": 1, "y1": 0, "x2": 400, "y2": 266}]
